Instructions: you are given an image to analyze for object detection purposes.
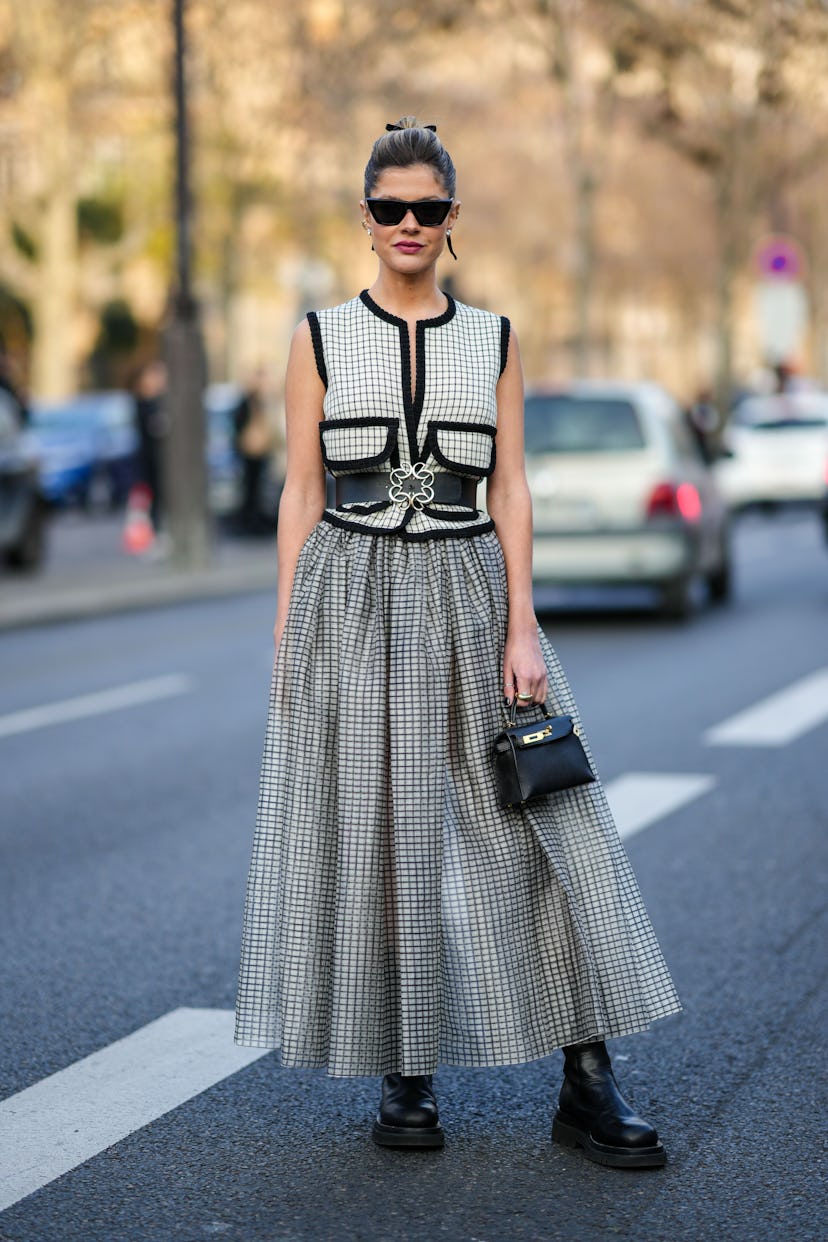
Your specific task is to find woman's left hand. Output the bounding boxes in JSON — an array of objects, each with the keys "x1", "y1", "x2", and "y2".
[{"x1": 503, "y1": 626, "x2": 548, "y2": 707}]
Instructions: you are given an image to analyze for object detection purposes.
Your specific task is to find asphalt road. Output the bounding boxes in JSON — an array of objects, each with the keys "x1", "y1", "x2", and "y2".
[{"x1": 1, "y1": 509, "x2": 826, "y2": 1242}]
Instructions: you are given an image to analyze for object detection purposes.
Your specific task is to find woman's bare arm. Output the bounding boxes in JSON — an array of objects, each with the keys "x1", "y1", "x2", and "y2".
[
  {"x1": 486, "y1": 327, "x2": 548, "y2": 706},
  {"x1": 273, "y1": 319, "x2": 327, "y2": 650}
]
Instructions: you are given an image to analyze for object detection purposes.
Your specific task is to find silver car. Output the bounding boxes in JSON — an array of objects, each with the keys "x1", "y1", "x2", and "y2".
[
  {"x1": 524, "y1": 381, "x2": 731, "y2": 617},
  {"x1": 716, "y1": 390, "x2": 828, "y2": 509}
]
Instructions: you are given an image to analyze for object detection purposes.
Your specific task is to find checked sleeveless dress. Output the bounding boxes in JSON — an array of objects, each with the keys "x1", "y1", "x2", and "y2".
[{"x1": 233, "y1": 291, "x2": 680, "y2": 1076}]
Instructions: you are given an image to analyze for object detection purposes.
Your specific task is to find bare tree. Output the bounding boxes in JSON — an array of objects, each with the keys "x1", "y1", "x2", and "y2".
[{"x1": 627, "y1": 0, "x2": 828, "y2": 406}]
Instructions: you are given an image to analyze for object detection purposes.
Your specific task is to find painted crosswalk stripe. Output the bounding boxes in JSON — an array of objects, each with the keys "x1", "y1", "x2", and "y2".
[
  {"x1": 0, "y1": 1008, "x2": 267, "y2": 1213},
  {"x1": 703, "y1": 668, "x2": 828, "y2": 747},
  {"x1": 0, "y1": 773, "x2": 716, "y2": 1212},
  {"x1": 605, "y1": 772, "x2": 716, "y2": 841},
  {"x1": 0, "y1": 674, "x2": 194, "y2": 739}
]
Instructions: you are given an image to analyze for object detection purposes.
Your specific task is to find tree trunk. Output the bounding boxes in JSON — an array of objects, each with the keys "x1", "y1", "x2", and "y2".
[
  {"x1": 30, "y1": 81, "x2": 77, "y2": 399},
  {"x1": 713, "y1": 171, "x2": 738, "y2": 418},
  {"x1": 573, "y1": 166, "x2": 596, "y2": 375}
]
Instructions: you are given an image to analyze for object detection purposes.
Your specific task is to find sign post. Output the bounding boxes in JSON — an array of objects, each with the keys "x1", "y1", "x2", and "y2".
[{"x1": 752, "y1": 235, "x2": 809, "y2": 370}]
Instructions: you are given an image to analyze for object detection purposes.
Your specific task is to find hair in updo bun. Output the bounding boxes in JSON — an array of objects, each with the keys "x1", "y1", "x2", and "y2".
[{"x1": 363, "y1": 116, "x2": 456, "y2": 198}]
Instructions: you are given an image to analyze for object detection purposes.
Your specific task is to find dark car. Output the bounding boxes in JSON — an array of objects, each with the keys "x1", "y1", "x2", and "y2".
[
  {"x1": 0, "y1": 390, "x2": 47, "y2": 569},
  {"x1": 30, "y1": 392, "x2": 138, "y2": 509}
]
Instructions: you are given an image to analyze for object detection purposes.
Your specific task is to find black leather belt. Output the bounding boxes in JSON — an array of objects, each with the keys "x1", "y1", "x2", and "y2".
[{"x1": 334, "y1": 471, "x2": 478, "y2": 509}]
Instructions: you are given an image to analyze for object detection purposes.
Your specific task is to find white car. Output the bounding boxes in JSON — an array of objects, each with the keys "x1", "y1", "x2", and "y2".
[
  {"x1": 524, "y1": 381, "x2": 731, "y2": 617},
  {"x1": 716, "y1": 391, "x2": 828, "y2": 509}
]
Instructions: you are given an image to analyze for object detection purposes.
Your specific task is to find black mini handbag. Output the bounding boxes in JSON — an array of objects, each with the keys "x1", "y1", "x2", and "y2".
[{"x1": 493, "y1": 698, "x2": 596, "y2": 808}]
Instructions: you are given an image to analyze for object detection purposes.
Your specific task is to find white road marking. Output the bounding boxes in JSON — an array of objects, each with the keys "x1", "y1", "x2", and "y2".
[
  {"x1": 0, "y1": 674, "x2": 195, "y2": 739},
  {"x1": 703, "y1": 668, "x2": 828, "y2": 747},
  {"x1": 0, "y1": 1008, "x2": 268, "y2": 1213},
  {"x1": 605, "y1": 772, "x2": 716, "y2": 841},
  {"x1": 0, "y1": 769, "x2": 717, "y2": 1211}
]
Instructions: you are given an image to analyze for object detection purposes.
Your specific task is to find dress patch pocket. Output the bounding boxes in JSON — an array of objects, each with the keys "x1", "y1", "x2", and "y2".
[
  {"x1": 427, "y1": 421, "x2": 496, "y2": 477},
  {"x1": 319, "y1": 417, "x2": 398, "y2": 472}
]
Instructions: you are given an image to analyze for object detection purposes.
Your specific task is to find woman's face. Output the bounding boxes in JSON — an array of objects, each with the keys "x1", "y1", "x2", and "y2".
[{"x1": 361, "y1": 164, "x2": 460, "y2": 276}]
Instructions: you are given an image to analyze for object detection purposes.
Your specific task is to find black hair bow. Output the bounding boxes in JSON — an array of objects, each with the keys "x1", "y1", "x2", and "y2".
[{"x1": 386, "y1": 122, "x2": 437, "y2": 132}]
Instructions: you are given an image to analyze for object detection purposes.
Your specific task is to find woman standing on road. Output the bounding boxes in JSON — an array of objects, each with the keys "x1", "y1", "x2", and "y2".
[{"x1": 234, "y1": 117, "x2": 680, "y2": 1168}]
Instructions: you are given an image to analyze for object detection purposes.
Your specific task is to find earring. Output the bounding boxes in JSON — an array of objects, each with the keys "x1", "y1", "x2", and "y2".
[
  {"x1": 362, "y1": 220, "x2": 374, "y2": 251},
  {"x1": 446, "y1": 229, "x2": 458, "y2": 261}
]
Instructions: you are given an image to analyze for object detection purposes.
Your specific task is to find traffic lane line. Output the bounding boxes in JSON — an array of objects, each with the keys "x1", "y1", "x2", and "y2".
[
  {"x1": 0, "y1": 674, "x2": 195, "y2": 739},
  {"x1": 0, "y1": 1008, "x2": 268, "y2": 1214},
  {"x1": 703, "y1": 667, "x2": 828, "y2": 747},
  {"x1": 0, "y1": 772, "x2": 716, "y2": 1211},
  {"x1": 605, "y1": 772, "x2": 717, "y2": 841}
]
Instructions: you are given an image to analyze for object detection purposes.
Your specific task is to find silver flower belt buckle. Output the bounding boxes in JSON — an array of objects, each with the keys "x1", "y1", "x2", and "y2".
[{"x1": 388, "y1": 463, "x2": 435, "y2": 510}]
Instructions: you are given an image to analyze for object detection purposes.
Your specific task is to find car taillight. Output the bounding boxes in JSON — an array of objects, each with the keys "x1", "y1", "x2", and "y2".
[
  {"x1": 676, "y1": 482, "x2": 702, "y2": 522},
  {"x1": 646, "y1": 481, "x2": 702, "y2": 523}
]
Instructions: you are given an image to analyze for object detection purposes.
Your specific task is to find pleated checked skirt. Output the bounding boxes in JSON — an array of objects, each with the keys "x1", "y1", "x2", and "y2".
[{"x1": 234, "y1": 522, "x2": 681, "y2": 1076}]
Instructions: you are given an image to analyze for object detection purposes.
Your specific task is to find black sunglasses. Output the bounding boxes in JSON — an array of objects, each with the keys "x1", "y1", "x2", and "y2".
[{"x1": 366, "y1": 198, "x2": 454, "y2": 227}]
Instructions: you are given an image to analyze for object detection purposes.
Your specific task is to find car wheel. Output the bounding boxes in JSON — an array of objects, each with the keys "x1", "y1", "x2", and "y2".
[
  {"x1": 5, "y1": 502, "x2": 47, "y2": 571},
  {"x1": 660, "y1": 573, "x2": 693, "y2": 620},
  {"x1": 707, "y1": 536, "x2": 733, "y2": 603}
]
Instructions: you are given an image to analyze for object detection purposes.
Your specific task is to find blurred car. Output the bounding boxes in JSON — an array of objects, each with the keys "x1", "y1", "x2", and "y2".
[
  {"x1": 30, "y1": 391, "x2": 138, "y2": 509},
  {"x1": 204, "y1": 382, "x2": 245, "y2": 515},
  {"x1": 205, "y1": 381, "x2": 282, "y2": 524},
  {"x1": 0, "y1": 389, "x2": 47, "y2": 569},
  {"x1": 524, "y1": 381, "x2": 731, "y2": 618},
  {"x1": 716, "y1": 391, "x2": 828, "y2": 509}
]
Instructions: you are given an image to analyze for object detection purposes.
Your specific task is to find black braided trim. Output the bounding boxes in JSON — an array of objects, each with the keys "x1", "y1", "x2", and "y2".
[
  {"x1": 321, "y1": 510, "x2": 495, "y2": 540},
  {"x1": 499, "y1": 316, "x2": 511, "y2": 377},
  {"x1": 358, "y1": 290, "x2": 456, "y2": 463},
  {"x1": 306, "y1": 312, "x2": 328, "y2": 388},
  {"x1": 318, "y1": 417, "x2": 398, "y2": 471},
  {"x1": 420, "y1": 505, "x2": 483, "y2": 521},
  {"x1": 335, "y1": 500, "x2": 389, "y2": 515},
  {"x1": 425, "y1": 420, "x2": 496, "y2": 477}
]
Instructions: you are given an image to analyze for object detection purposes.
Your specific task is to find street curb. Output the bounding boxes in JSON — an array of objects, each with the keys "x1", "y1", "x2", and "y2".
[{"x1": 0, "y1": 561, "x2": 277, "y2": 632}]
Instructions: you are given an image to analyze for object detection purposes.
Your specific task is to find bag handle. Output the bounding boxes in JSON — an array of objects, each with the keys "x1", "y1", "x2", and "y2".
[{"x1": 507, "y1": 696, "x2": 555, "y2": 728}]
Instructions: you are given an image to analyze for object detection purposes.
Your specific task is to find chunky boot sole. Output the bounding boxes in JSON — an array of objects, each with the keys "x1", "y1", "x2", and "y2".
[
  {"x1": 372, "y1": 1119, "x2": 445, "y2": 1150},
  {"x1": 552, "y1": 1113, "x2": 666, "y2": 1169}
]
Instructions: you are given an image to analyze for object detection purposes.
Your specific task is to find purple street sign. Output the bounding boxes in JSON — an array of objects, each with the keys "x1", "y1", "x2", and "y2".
[{"x1": 754, "y1": 235, "x2": 806, "y2": 281}]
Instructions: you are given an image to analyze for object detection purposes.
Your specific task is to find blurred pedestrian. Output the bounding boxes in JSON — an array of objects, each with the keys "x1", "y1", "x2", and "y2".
[
  {"x1": 232, "y1": 368, "x2": 274, "y2": 534},
  {"x1": 686, "y1": 386, "x2": 720, "y2": 465},
  {"x1": 234, "y1": 117, "x2": 680, "y2": 1167},
  {"x1": 130, "y1": 359, "x2": 167, "y2": 533},
  {"x1": 0, "y1": 332, "x2": 30, "y2": 429}
]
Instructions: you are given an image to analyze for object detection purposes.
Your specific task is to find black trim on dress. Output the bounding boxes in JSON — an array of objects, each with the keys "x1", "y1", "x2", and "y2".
[
  {"x1": 420, "y1": 505, "x2": 483, "y2": 522},
  {"x1": 358, "y1": 289, "x2": 456, "y2": 332},
  {"x1": 358, "y1": 290, "x2": 457, "y2": 464},
  {"x1": 319, "y1": 417, "x2": 398, "y2": 472},
  {"x1": 306, "y1": 311, "x2": 328, "y2": 388},
  {"x1": 321, "y1": 509, "x2": 494, "y2": 540},
  {"x1": 335, "y1": 500, "x2": 390, "y2": 515},
  {"x1": 426, "y1": 420, "x2": 497, "y2": 478},
  {"x1": 499, "y1": 316, "x2": 510, "y2": 377}
]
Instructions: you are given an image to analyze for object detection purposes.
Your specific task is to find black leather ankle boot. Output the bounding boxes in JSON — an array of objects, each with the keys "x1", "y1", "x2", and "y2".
[
  {"x1": 371, "y1": 1073, "x2": 445, "y2": 1149},
  {"x1": 552, "y1": 1041, "x2": 666, "y2": 1168}
]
